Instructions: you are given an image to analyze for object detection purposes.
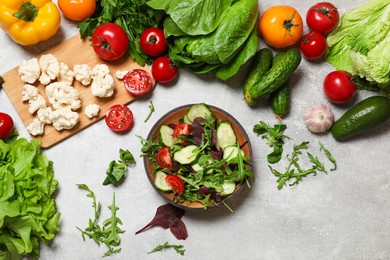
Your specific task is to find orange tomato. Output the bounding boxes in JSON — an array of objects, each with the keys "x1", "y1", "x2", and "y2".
[
  {"x1": 259, "y1": 6, "x2": 303, "y2": 49},
  {"x1": 58, "y1": 0, "x2": 96, "y2": 21}
]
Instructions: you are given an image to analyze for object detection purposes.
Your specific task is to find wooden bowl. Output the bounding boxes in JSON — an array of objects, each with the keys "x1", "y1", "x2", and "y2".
[{"x1": 143, "y1": 104, "x2": 253, "y2": 211}]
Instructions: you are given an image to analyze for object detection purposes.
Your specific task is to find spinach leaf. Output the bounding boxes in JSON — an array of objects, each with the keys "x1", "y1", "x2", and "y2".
[
  {"x1": 147, "y1": 0, "x2": 232, "y2": 35},
  {"x1": 103, "y1": 149, "x2": 136, "y2": 185}
]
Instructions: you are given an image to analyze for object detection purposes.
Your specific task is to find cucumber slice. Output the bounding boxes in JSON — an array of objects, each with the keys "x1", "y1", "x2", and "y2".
[
  {"x1": 173, "y1": 145, "x2": 198, "y2": 165},
  {"x1": 154, "y1": 171, "x2": 172, "y2": 192},
  {"x1": 220, "y1": 181, "x2": 236, "y2": 196},
  {"x1": 223, "y1": 145, "x2": 245, "y2": 163},
  {"x1": 159, "y1": 125, "x2": 174, "y2": 147},
  {"x1": 216, "y1": 121, "x2": 237, "y2": 150},
  {"x1": 191, "y1": 161, "x2": 214, "y2": 174},
  {"x1": 183, "y1": 114, "x2": 191, "y2": 124},
  {"x1": 186, "y1": 103, "x2": 213, "y2": 123}
]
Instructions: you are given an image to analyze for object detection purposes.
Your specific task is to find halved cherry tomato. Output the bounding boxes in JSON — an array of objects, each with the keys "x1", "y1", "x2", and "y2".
[
  {"x1": 323, "y1": 70, "x2": 357, "y2": 104},
  {"x1": 259, "y1": 5, "x2": 303, "y2": 48},
  {"x1": 165, "y1": 174, "x2": 184, "y2": 195},
  {"x1": 173, "y1": 123, "x2": 192, "y2": 145},
  {"x1": 306, "y1": 2, "x2": 339, "y2": 35},
  {"x1": 299, "y1": 31, "x2": 327, "y2": 60},
  {"x1": 105, "y1": 104, "x2": 134, "y2": 132},
  {"x1": 0, "y1": 112, "x2": 14, "y2": 139},
  {"x1": 156, "y1": 147, "x2": 173, "y2": 170},
  {"x1": 123, "y1": 69, "x2": 153, "y2": 97},
  {"x1": 151, "y1": 57, "x2": 178, "y2": 84},
  {"x1": 58, "y1": 0, "x2": 96, "y2": 21},
  {"x1": 140, "y1": 27, "x2": 168, "y2": 57}
]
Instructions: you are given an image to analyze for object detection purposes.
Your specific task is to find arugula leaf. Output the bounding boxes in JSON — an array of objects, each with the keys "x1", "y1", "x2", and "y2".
[
  {"x1": 253, "y1": 121, "x2": 290, "y2": 164},
  {"x1": 144, "y1": 101, "x2": 155, "y2": 122},
  {"x1": 319, "y1": 142, "x2": 337, "y2": 171},
  {"x1": 103, "y1": 149, "x2": 135, "y2": 185},
  {"x1": 148, "y1": 241, "x2": 185, "y2": 256},
  {"x1": 76, "y1": 185, "x2": 125, "y2": 257}
]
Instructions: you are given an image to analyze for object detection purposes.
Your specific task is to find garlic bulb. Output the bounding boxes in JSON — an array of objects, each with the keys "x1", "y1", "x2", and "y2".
[{"x1": 303, "y1": 103, "x2": 334, "y2": 133}]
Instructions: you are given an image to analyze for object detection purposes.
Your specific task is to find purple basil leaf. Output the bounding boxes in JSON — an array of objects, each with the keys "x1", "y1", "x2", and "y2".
[{"x1": 210, "y1": 150, "x2": 223, "y2": 160}]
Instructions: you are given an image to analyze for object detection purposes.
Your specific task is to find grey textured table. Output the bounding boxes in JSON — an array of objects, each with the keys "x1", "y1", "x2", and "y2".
[{"x1": 1, "y1": 0, "x2": 389, "y2": 259}]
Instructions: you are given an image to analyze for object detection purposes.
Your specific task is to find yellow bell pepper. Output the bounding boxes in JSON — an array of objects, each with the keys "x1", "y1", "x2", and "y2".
[{"x1": 0, "y1": 0, "x2": 61, "y2": 45}]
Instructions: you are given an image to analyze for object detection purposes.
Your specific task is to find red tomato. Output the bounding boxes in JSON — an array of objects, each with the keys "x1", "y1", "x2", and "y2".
[
  {"x1": 151, "y1": 57, "x2": 178, "y2": 84},
  {"x1": 105, "y1": 104, "x2": 134, "y2": 132},
  {"x1": 140, "y1": 27, "x2": 168, "y2": 57},
  {"x1": 91, "y1": 23, "x2": 129, "y2": 61},
  {"x1": 0, "y1": 112, "x2": 14, "y2": 139},
  {"x1": 58, "y1": 0, "x2": 96, "y2": 21},
  {"x1": 323, "y1": 70, "x2": 357, "y2": 104},
  {"x1": 173, "y1": 123, "x2": 192, "y2": 145},
  {"x1": 123, "y1": 69, "x2": 153, "y2": 97},
  {"x1": 165, "y1": 174, "x2": 185, "y2": 195},
  {"x1": 299, "y1": 31, "x2": 327, "y2": 60},
  {"x1": 306, "y1": 2, "x2": 339, "y2": 35},
  {"x1": 156, "y1": 147, "x2": 173, "y2": 170}
]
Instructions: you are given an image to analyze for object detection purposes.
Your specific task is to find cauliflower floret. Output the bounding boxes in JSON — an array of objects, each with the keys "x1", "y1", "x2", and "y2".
[
  {"x1": 39, "y1": 54, "x2": 60, "y2": 85},
  {"x1": 18, "y1": 58, "x2": 41, "y2": 84},
  {"x1": 91, "y1": 64, "x2": 115, "y2": 98},
  {"x1": 74, "y1": 64, "x2": 92, "y2": 86},
  {"x1": 50, "y1": 107, "x2": 79, "y2": 131},
  {"x1": 85, "y1": 104, "x2": 100, "y2": 119},
  {"x1": 45, "y1": 82, "x2": 81, "y2": 111},
  {"x1": 37, "y1": 107, "x2": 53, "y2": 124},
  {"x1": 28, "y1": 94, "x2": 47, "y2": 114},
  {"x1": 115, "y1": 70, "x2": 129, "y2": 80},
  {"x1": 26, "y1": 118, "x2": 45, "y2": 136},
  {"x1": 22, "y1": 84, "x2": 39, "y2": 102},
  {"x1": 58, "y1": 62, "x2": 74, "y2": 86}
]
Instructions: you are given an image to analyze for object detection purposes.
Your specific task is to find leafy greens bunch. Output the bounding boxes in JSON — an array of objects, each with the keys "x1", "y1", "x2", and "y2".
[
  {"x1": 146, "y1": 0, "x2": 259, "y2": 80},
  {"x1": 0, "y1": 134, "x2": 60, "y2": 259}
]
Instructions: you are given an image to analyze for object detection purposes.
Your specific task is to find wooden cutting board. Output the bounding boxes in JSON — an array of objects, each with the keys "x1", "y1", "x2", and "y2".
[{"x1": 2, "y1": 35, "x2": 154, "y2": 149}]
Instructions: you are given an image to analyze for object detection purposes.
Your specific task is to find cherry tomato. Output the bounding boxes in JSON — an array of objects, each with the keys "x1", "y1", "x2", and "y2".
[
  {"x1": 173, "y1": 123, "x2": 192, "y2": 145},
  {"x1": 306, "y1": 2, "x2": 339, "y2": 35},
  {"x1": 123, "y1": 69, "x2": 153, "y2": 97},
  {"x1": 91, "y1": 23, "x2": 129, "y2": 61},
  {"x1": 299, "y1": 31, "x2": 327, "y2": 60},
  {"x1": 0, "y1": 112, "x2": 14, "y2": 139},
  {"x1": 323, "y1": 70, "x2": 357, "y2": 104},
  {"x1": 259, "y1": 5, "x2": 303, "y2": 49},
  {"x1": 105, "y1": 104, "x2": 134, "y2": 132},
  {"x1": 58, "y1": 0, "x2": 96, "y2": 21},
  {"x1": 151, "y1": 57, "x2": 178, "y2": 84},
  {"x1": 165, "y1": 174, "x2": 184, "y2": 195},
  {"x1": 156, "y1": 147, "x2": 173, "y2": 170},
  {"x1": 140, "y1": 27, "x2": 168, "y2": 57}
]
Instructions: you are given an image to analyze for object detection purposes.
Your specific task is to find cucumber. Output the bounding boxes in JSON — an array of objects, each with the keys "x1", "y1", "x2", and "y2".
[
  {"x1": 220, "y1": 181, "x2": 236, "y2": 196},
  {"x1": 186, "y1": 103, "x2": 214, "y2": 123},
  {"x1": 331, "y1": 96, "x2": 390, "y2": 140},
  {"x1": 248, "y1": 48, "x2": 301, "y2": 102},
  {"x1": 223, "y1": 145, "x2": 245, "y2": 163},
  {"x1": 173, "y1": 145, "x2": 198, "y2": 164},
  {"x1": 270, "y1": 80, "x2": 290, "y2": 120},
  {"x1": 216, "y1": 121, "x2": 237, "y2": 150},
  {"x1": 154, "y1": 171, "x2": 172, "y2": 192},
  {"x1": 159, "y1": 125, "x2": 174, "y2": 147},
  {"x1": 243, "y1": 48, "x2": 273, "y2": 106}
]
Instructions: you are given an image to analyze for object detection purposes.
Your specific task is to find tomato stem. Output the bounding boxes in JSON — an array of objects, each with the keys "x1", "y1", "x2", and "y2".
[
  {"x1": 313, "y1": 3, "x2": 338, "y2": 20},
  {"x1": 93, "y1": 36, "x2": 118, "y2": 57},
  {"x1": 283, "y1": 12, "x2": 301, "y2": 36}
]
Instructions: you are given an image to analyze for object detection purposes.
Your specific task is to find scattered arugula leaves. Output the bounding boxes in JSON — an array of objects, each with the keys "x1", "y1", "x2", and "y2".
[
  {"x1": 253, "y1": 121, "x2": 290, "y2": 164},
  {"x1": 319, "y1": 142, "x2": 337, "y2": 171},
  {"x1": 76, "y1": 184, "x2": 125, "y2": 257},
  {"x1": 144, "y1": 101, "x2": 155, "y2": 122},
  {"x1": 268, "y1": 141, "x2": 337, "y2": 189},
  {"x1": 103, "y1": 149, "x2": 135, "y2": 185},
  {"x1": 148, "y1": 241, "x2": 185, "y2": 256}
]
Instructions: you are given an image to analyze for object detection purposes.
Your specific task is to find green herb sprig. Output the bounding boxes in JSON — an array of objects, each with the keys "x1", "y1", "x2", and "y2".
[
  {"x1": 144, "y1": 101, "x2": 155, "y2": 122},
  {"x1": 148, "y1": 242, "x2": 185, "y2": 256},
  {"x1": 103, "y1": 149, "x2": 135, "y2": 185}
]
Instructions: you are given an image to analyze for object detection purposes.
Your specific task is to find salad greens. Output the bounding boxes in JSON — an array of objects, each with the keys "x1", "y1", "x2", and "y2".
[
  {"x1": 325, "y1": 0, "x2": 390, "y2": 95},
  {"x1": 76, "y1": 184, "x2": 125, "y2": 257},
  {"x1": 0, "y1": 134, "x2": 60, "y2": 259},
  {"x1": 148, "y1": 241, "x2": 185, "y2": 256},
  {"x1": 103, "y1": 149, "x2": 136, "y2": 185}
]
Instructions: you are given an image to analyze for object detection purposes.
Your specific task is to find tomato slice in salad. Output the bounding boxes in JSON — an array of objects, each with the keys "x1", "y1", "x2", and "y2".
[
  {"x1": 173, "y1": 123, "x2": 192, "y2": 145},
  {"x1": 156, "y1": 147, "x2": 173, "y2": 170},
  {"x1": 105, "y1": 104, "x2": 134, "y2": 132},
  {"x1": 123, "y1": 69, "x2": 153, "y2": 97},
  {"x1": 165, "y1": 174, "x2": 185, "y2": 195}
]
